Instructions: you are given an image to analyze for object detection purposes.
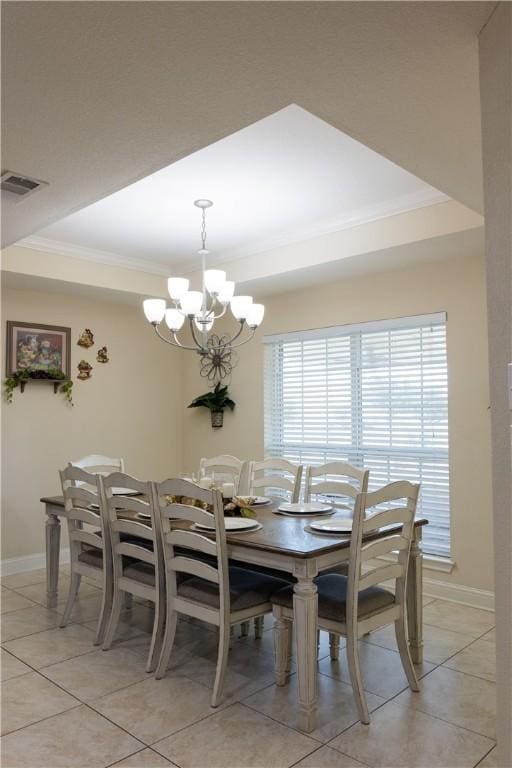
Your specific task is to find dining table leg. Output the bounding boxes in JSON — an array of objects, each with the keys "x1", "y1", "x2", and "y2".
[
  {"x1": 293, "y1": 560, "x2": 318, "y2": 733},
  {"x1": 46, "y1": 510, "x2": 61, "y2": 609},
  {"x1": 407, "y1": 526, "x2": 424, "y2": 664}
]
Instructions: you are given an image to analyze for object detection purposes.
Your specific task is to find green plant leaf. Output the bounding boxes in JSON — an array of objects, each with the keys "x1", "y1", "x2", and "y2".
[{"x1": 188, "y1": 383, "x2": 236, "y2": 413}]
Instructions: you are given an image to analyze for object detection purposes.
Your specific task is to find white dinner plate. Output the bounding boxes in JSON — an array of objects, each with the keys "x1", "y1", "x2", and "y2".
[
  {"x1": 309, "y1": 519, "x2": 353, "y2": 534},
  {"x1": 236, "y1": 496, "x2": 271, "y2": 506},
  {"x1": 277, "y1": 502, "x2": 333, "y2": 515},
  {"x1": 273, "y1": 508, "x2": 335, "y2": 518},
  {"x1": 194, "y1": 518, "x2": 261, "y2": 532},
  {"x1": 111, "y1": 487, "x2": 140, "y2": 496}
]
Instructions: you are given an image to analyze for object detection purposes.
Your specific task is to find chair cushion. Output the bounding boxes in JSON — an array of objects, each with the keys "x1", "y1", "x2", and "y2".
[
  {"x1": 228, "y1": 561, "x2": 346, "y2": 583},
  {"x1": 77, "y1": 545, "x2": 103, "y2": 568},
  {"x1": 175, "y1": 546, "x2": 216, "y2": 567},
  {"x1": 272, "y1": 573, "x2": 395, "y2": 623},
  {"x1": 228, "y1": 560, "x2": 296, "y2": 583},
  {"x1": 123, "y1": 561, "x2": 156, "y2": 586},
  {"x1": 320, "y1": 563, "x2": 349, "y2": 577},
  {"x1": 178, "y1": 566, "x2": 289, "y2": 611}
]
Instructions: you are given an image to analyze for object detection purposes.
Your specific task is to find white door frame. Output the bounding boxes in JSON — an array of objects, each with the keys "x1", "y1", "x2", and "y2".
[{"x1": 479, "y1": 5, "x2": 512, "y2": 767}]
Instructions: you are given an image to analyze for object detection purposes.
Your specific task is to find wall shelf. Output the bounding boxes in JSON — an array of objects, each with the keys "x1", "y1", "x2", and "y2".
[{"x1": 19, "y1": 379, "x2": 63, "y2": 394}]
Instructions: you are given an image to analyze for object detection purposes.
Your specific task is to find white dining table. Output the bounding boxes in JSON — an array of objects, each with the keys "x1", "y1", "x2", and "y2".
[{"x1": 41, "y1": 494, "x2": 426, "y2": 733}]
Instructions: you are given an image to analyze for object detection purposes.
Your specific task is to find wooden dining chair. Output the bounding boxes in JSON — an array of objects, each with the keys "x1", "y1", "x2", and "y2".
[
  {"x1": 247, "y1": 458, "x2": 303, "y2": 503},
  {"x1": 101, "y1": 472, "x2": 165, "y2": 673},
  {"x1": 305, "y1": 461, "x2": 369, "y2": 506},
  {"x1": 153, "y1": 478, "x2": 289, "y2": 705},
  {"x1": 199, "y1": 455, "x2": 245, "y2": 494},
  {"x1": 305, "y1": 461, "x2": 370, "y2": 658},
  {"x1": 272, "y1": 480, "x2": 421, "y2": 725},
  {"x1": 59, "y1": 465, "x2": 113, "y2": 645},
  {"x1": 69, "y1": 455, "x2": 125, "y2": 490}
]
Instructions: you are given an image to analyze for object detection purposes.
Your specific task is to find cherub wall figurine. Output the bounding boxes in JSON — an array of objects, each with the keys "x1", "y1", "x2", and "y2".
[
  {"x1": 96, "y1": 346, "x2": 109, "y2": 364},
  {"x1": 77, "y1": 328, "x2": 94, "y2": 348},
  {"x1": 77, "y1": 360, "x2": 92, "y2": 380}
]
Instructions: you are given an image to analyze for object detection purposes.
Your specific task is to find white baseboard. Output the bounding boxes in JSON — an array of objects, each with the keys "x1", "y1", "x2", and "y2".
[
  {"x1": 423, "y1": 577, "x2": 495, "y2": 612},
  {"x1": 0, "y1": 549, "x2": 70, "y2": 577}
]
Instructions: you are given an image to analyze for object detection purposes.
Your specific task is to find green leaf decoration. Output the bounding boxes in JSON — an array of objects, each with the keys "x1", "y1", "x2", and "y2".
[
  {"x1": 188, "y1": 381, "x2": 236, "y2": 413},
  {"x1": 4, "y1": 368, "x2": 73, "y2": 405}
]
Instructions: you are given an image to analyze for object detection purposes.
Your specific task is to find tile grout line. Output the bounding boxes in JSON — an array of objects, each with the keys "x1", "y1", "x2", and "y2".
[
  {"x1": 324, "y1": 651, "x2": 497, "y2": 747},
  {"x1": 2, "y1": 588, "x2": 497, "y2": 767},
  {"x1": 473, "y1": 745, "x2": 497, "y2": 768},
  {"x1": 319, "y1": 639, "x2": 497, "y2": 749},
  {"x1": 0, "y1": 659, "x2": 84, "y2": 739}
]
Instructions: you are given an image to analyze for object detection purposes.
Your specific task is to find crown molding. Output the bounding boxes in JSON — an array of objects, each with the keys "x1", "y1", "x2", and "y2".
[
  {"x1": 15, "y1": 236, "x2": 171, "y2": 277},
  {"x1": 17, "y1": 188, "x2": 449, "y2": 279},
  {"x1": 196, "y1": 188, "x2": 450, "y2": 269}
]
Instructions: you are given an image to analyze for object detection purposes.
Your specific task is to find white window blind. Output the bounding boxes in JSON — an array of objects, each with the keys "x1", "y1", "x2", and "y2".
[{"x1": 264, "y1": 314, "x2": 450, "y2": 558}]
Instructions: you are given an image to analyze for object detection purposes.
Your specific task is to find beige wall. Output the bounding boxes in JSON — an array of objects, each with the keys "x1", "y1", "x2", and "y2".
[
  {"x1": 1, "y1": 253, "x2": 494, "y2": 595},
  {"x1": 1, "y1": 286, "x2": 182, "y2": 562},
  {"x1": 183, "y1": 254, "x2": 493, "y2": 592}
]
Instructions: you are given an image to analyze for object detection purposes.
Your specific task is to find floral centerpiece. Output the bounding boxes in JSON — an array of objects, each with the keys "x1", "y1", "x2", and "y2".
[{"x1": 164, "y1": 493, "x2": 256, "y2": 519}]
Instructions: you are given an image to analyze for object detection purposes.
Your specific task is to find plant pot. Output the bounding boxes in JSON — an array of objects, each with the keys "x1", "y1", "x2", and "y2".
[{"x1": 211, "y1": 410, "x2": 224, "y2": 429}]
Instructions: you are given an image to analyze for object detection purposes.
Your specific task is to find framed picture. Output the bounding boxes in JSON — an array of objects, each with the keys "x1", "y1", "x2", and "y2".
[{"x1": 6, "y1": 321, "x2": 71, "y2": 378}]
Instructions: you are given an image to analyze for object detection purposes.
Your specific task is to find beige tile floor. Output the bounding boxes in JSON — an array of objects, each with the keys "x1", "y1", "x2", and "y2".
[{"x1": 0, "y1": 571, "x2": 499, "y2": 768}]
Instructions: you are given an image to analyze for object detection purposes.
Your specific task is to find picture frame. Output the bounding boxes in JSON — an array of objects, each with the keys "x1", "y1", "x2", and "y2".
[{"x1": 6, "y1": 321, "x2": 71, "y2": 378}]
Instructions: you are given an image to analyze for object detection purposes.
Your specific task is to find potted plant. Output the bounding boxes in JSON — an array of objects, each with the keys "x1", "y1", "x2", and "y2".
[{"x1": 188, "y1": 382, "x2": 235, "y2": 428}]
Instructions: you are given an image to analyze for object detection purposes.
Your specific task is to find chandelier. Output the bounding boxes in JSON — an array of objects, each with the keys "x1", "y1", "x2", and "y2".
[{"x1": 142, "y1": 200, "x2": 264, "y2": 363}]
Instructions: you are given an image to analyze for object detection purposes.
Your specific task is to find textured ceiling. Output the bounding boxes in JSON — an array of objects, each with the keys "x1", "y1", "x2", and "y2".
[{"x1": 1, "y1": 1, "x2": 492, "y2": 248}]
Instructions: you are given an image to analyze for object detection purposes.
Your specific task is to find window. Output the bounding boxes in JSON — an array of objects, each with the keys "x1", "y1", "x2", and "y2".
[{"x1": 264, "y1": 313, "x2": 450, "y2": 558}]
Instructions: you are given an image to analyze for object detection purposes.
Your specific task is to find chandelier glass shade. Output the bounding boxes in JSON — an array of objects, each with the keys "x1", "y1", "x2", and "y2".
[{"x1": 143, "y1": 199, "x2": 264, "y2": 355}]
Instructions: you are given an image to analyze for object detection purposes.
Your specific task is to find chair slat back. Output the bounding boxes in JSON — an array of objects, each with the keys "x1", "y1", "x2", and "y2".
[
  {"x1": 152, "y1": 478, "x2": 229, "y2": 616},
  {"x1": 101, "y1": 472, "x2": 158, "y2": 582},
  {"x1": 248, "y1": 458, "x2": 303, "y2": 503},
  {"x1": 199, "y1": 455, "x2": 243, "y2": 492},
  {"x1": 69, "y1": 455, "x2": 125, "y2": 491},
  {"x1": 305, "y1": 461, "x2": 369, "y2": 508},
  {"x1": 59, "y1": 465, "x2": 108, "y2": 569},
  {"x1": 346, "y1": 481, "x2": 420, "y2": 627}
]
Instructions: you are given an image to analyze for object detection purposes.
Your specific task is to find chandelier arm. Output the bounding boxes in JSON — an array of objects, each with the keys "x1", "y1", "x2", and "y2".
[
  {"x1": 229, "y1": 327, "x2": 257, "y2": 349},
  {"x1": 154, "y1": 323, "x2": 204, "y2": 352},
  {"x1": 211, "y1": 303, "x2": 228, "y2": 320},
  {"x1": 153, "y1": 324, "x2": 183, "y2": 348},
  {"x1": 203, "y1": 294, "x2": 218, "y2": 320},
  {"x1": 188, "y1": 315, "x2": 208, "y2": 352},
  {"x1": 228, "y1": 319, "x2": 247, "y2": 345}
]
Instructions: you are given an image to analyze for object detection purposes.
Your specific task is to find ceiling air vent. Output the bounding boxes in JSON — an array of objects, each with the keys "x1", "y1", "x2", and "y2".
[{"x1": 1, "y1": 171, "x2": 48, "y2": 199}]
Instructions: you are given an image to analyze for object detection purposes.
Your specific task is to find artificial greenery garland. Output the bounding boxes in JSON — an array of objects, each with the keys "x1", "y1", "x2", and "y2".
[{"x1": 4, "y1": 368, "x2": 74, "y2": 405}]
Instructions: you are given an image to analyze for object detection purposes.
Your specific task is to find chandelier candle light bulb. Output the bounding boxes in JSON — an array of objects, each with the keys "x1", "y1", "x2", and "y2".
[
  {"x1": 181, "y1": 290, "x2": 204, "y2": 317},
  {"x1": 204, "y1": 269, "x2": 226, "y2": 295},
  {"x1": 230, "y1": 296, "x2": 253, "y2": 321},
  {"x1": 165, "y1": 308, "x2": 185, "y2": 331},
  {"x1": 168, "y1": 277, "x2": 190, "y2": 301},
  {"x1": 218, "y1": 280, "x2": 235, "y2": 304},
  {"x1": 142, "y1": 200, "x2": 264, "y2": 368},
  {"x1": 143, "y1": 298, "x2": 166, "y2": 324},
  {"x1": 246, "y1": 303, "x2": 265, "y2": 328}
]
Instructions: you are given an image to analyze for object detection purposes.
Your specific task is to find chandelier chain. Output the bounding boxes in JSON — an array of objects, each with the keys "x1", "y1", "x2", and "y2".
[{"x1": 201, "y1": 208, "x2": 207, "y2": 251}]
